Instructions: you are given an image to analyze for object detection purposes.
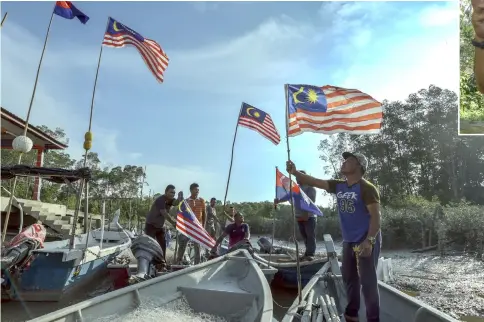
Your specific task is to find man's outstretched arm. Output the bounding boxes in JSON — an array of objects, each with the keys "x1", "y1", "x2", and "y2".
[{"x1": 476, "y1": 47, "x2": 484, "y2": 93}]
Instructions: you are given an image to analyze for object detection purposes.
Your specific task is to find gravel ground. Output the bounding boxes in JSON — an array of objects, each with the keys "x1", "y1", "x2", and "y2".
[{"x1": 385, "y1": 251, "x2": 484, "y2": 320}]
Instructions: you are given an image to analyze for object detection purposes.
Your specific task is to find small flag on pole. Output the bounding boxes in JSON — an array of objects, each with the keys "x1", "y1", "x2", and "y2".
[
  {"x1": 176, "y1": 200, "x2": 216, "y2": 250},
  {"x1": 238, "y1": 103, "x2": 281, "y2": 145},
  {"x1": 54, "y1": 1, "x2": 89, "y2": 24},
  {"x1": 275, "y1": 168, "x2": 323, "y2": 217},
  {"x1": 286, "y1": 85, "x2": 383, "y2": 136},
  {"x1": 102, "y1": 17, "x2": 169, "y2": 83}
]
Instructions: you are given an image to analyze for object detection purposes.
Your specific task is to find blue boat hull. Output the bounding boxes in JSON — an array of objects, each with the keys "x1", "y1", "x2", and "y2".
[
  {"x1": 271, "y1": 260, "x2": 326, "y2": 289},
  {"x1": 4, "y1": 251, "x2": 118, "y2": 302}
]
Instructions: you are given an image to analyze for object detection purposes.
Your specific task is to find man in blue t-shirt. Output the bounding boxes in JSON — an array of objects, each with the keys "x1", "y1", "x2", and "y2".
[{"x1": 287, "y1": 152, "x2": 381, "y2": 322}]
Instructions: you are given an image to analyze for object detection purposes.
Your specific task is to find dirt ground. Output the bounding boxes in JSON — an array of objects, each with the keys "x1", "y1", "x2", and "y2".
[{"x1": 386, "y1": 251, "x2": 484, "y2": 320}]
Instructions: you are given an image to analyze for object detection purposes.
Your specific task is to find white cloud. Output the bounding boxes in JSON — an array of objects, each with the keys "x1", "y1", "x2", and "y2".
[
  {"x1": 0, "y1": 20, "x2": 142, "y2": 164},
  {"x1": 419, "y1": 4, "x2": 458, "y2": 27},
  {"x1": 192, "y1": 1, "x2": 219, "y2": 13}
]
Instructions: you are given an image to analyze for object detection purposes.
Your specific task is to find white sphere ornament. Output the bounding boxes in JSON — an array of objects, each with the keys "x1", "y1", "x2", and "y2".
[{"x1": 12, "y1": 135, "x2": 34, "y2": 153}]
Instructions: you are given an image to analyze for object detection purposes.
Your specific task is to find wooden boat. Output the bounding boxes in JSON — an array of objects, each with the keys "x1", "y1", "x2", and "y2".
[
  {"x1": 1, "y1": 166, "x2": 132, "y2": 302},
  {"x1": 28, "y1": 249, "x2": 274, "y2": 322},
  {"x1": 282, "y1": 234, "x2": 459, "y2": 322}
]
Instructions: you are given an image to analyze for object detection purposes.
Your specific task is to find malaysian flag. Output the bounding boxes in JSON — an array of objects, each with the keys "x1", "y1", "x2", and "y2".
[
  {"x1": 102, "y1": 17, "x2": 169, "y2": 83},
  {"x1": 176, "y1": 200, "x2": 216, "y2": 250},
  {"x1": 238, "y1": 103, "x2": 281, "y2": 145},
  {"x1": 286, "y1": 84, "x2": 383, "y2": 136}
]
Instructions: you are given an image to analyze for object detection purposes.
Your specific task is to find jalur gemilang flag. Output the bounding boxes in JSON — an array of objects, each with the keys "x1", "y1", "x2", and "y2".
[
  {"x1": 275, "y1": 168, "x2": 323, "y2": 217},
  {"x1": 176, "y1": 200, "x2": 216, "y2": 250}
]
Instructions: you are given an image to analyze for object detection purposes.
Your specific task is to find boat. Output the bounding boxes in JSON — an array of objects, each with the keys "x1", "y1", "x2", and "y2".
[
  {"x1": 1, "y1": 165, "x2": 132, "y2": 302},
  {"x1": 282, "y1": 234, "x2": 459, "y2": 322},
  {"x1": 252, "y1": 237, "x2": 330, "y2": 289},
  {"x1": 27, "y1": 249, "x2": 274, "y2": 322},
  {"x1": 108, "y1": 235, "x2": 278, "y2": 290}
]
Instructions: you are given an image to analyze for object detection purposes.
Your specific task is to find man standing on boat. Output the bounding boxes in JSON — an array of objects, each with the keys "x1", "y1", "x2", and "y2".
[
  {"x1": 176, "y1": 183, "x2": 206, "y2": 264},
  {"x1": 286, "y1": 152, "x2": 381, "y2": 322},
  {"x1": 274, "y1": 170, "x2": 317, "y2": 261},
  {"x1": 473, "y1": 0, "x2": 484, "y2": 93},
  {"x1": 205, "y1": 197, "x2": 220, "y2": 239},
  {"x1": 211, "y1": 211, "x2": 252, "y2": 254},
  {"x1": 145, "y1": 185, "x2": 182, "y2": 270}
]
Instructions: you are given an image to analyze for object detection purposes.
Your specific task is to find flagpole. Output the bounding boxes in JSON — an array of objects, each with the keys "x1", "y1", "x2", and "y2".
[
  {"x1": 76, "y1": 17, "x2": 109, "y2": 241},
  {"x1": 284, "y1": 84, "x2": 303, "y2": 304},
  {"x1": 2, "y1": 9, "x2": 55, "y2": 243},
  {"x1": 268, "y1": 166, "x2": 278, "y2": 268},
  {"x1": 222, "y1": 103, "x2": 244, "y2": 212},
  {"x1": 1, "y1": 12, "x2": 8, "y2": 28}
]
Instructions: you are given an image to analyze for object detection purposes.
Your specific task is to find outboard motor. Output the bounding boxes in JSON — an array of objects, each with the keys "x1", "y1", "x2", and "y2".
[
  {"x1": 1, "y1": 224, "x2": 46, "y2": 289},
  {"x1": 129, "y1": 235, "x2": 164, "y2": 284},
  {"x1": 257, "y1": 237, "x2": 274, "y2": 254}
]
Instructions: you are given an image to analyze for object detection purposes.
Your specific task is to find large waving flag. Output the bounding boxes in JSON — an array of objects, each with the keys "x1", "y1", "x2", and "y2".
[
  {"x1": 238, "y1": 103, "x2": 281, "y2": 145},
  {"x1": 286, "y1": 84, "x2": 382, "y2": 136},
  {"x1": 102, "y1": 17, "x2": 169, "y2": 83},
  {"x1": 275, "y1": 168, "x2": 323, "y2": 217},
  {"x1": 176, "y1": 200, "x2": 216, "y2": 250},
  {"x1": 53, "y1": 1, "x2": 89, "y2": 24}
]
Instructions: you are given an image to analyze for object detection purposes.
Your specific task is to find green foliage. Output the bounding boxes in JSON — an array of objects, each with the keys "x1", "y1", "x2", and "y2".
[
  {"x1": 460, "y1": 0, "x2": 484, "y2": 122},
  {"x1": 1, "y1": 83, "x2": 483, "y2": 253}
]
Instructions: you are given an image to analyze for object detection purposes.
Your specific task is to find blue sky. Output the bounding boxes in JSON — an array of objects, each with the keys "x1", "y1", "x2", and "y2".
[{"x1": 1, "y1": 1, "x2": 458, "y2": 206}]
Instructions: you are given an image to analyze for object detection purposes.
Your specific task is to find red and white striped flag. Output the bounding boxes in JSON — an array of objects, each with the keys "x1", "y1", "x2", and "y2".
[
  {"x1": 176, "y1": 200, "x2": 216, "y2": 250},
  {"x1": 238, "y1": 102, "x2": 281, "y2": 145},
  {"x1": 102, "y1": 17, "x2": 169, "y2": 83},
  {"x1": 287, "y1": 85, "x2": 383, "y2": 136}
]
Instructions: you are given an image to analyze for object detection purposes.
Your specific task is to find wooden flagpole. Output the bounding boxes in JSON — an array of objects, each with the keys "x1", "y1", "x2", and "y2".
[
  {"x1": 284, "y1": 84, "x2": 303, "y2": 304},
  {"x1": 2, "y1": 8, "x2": 56, "y2": 242},
  {"x1": 1, "y1": 12, "x2": 8, "y2": 28},
  {"x1": 78, "y1": 17, "x2": 110, "y2": 236},
  {"x1": 222, "y1": 104, "x2": 244, "y2": 215}
]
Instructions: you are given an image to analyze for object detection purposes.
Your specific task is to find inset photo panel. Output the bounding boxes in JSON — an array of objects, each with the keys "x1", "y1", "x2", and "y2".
[{"x1": 460, "y1": 0, "x2": 484, "y2": 135}]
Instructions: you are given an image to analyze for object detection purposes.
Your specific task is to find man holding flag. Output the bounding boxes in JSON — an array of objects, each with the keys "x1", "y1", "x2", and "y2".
[
  {"x1": 286, "y1": 153, "x2": 381, "y2": 322},
  {"x1": 274, "y1": 170, "x2": 318, "y2": 261}
]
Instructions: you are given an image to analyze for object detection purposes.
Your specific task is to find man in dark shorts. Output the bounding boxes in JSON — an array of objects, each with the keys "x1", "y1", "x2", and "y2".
[
  {"x1": 145, "y1": 184, "x2": 182, "y2": 269},
  {"x1": 274, "y1": 170, "x2": 317, "y2": 261},
  {"x1": 472, "y1": 0, "x2": 484, "y2": 92},
  {"x1": 211, "y1": 212, "x2": 252, "y2": 254},
  {"x1": 287, "y1": 152, "x2": 381, "y2": 322}
]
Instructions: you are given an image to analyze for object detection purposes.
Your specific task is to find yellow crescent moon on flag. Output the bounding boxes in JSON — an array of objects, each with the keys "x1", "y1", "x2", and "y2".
[
  {"x1": 246, "y1": 107, "x2": 255, "y2": 117},
  {"x1": 292, "y1": 86, "x2": 304, "y2": 104},
  {"x1": 113, "y1": 21, "x2": 121, "y2": 32}
]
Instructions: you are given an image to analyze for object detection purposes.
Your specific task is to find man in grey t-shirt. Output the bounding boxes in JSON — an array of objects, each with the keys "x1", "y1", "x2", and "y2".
[{"x1": 145, "y1": 184, "x2": 182, "y2": 269}]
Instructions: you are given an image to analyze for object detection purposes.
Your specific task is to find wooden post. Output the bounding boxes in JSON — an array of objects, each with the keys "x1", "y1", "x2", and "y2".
[{"x1": 32, "y1": 148, "x2": 44, "y2": 201}]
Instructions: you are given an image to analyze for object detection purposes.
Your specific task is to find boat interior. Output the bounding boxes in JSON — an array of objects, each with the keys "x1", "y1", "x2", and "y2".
[
  {"x1": 28, "y1": 249, "x2": 273, "y2": 322},
  {"x1": 283, "y1": 235, "x2": 459, "y2": 322}
]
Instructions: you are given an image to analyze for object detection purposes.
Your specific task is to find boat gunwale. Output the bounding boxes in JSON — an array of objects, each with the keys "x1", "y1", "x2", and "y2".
[{"x1": 27, "y1": 249, "x2": 273, "y2": 322}]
